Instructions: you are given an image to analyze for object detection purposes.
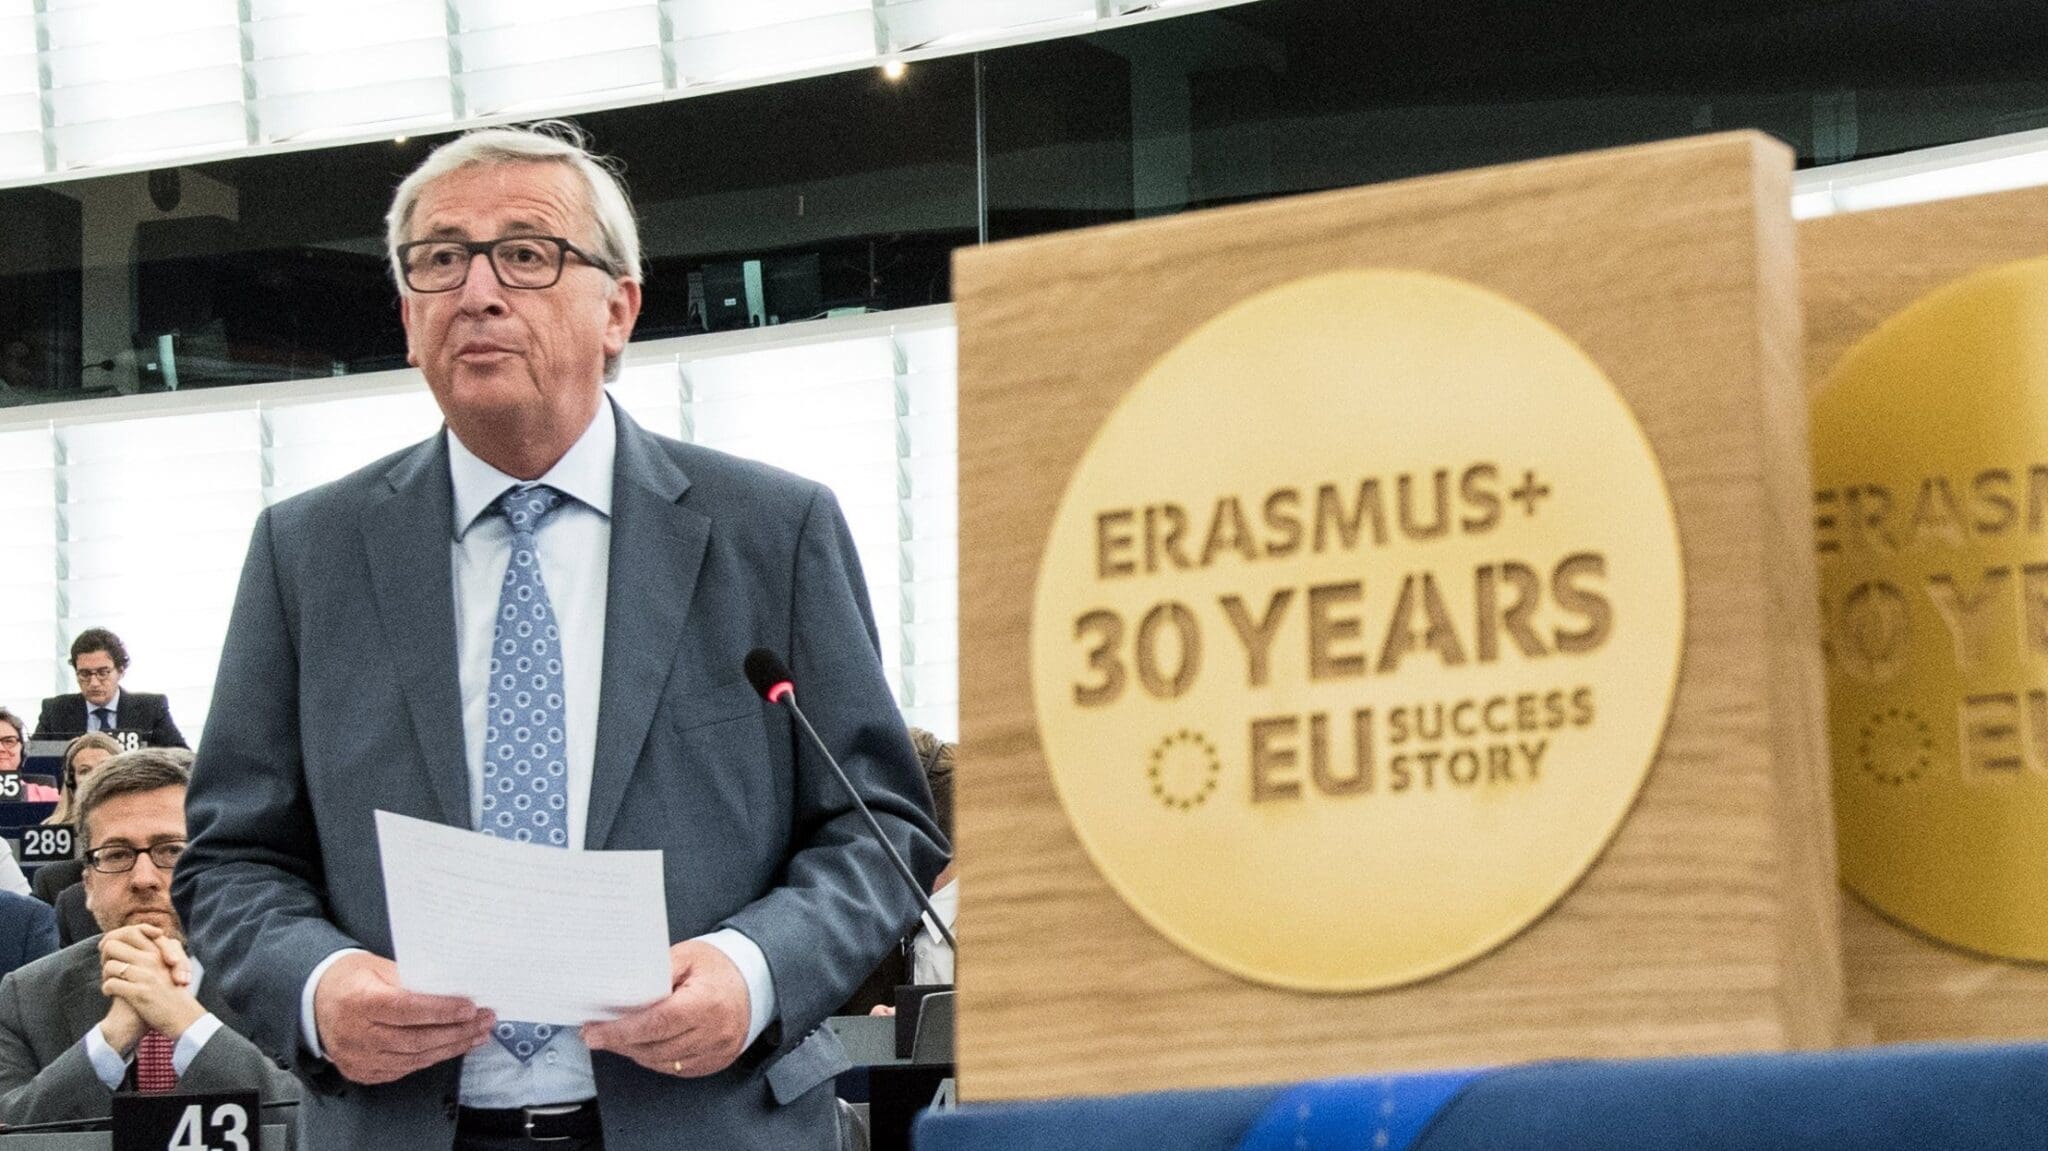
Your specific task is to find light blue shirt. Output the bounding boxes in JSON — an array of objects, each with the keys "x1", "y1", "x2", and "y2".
[
  {"x1": 299, "y1": 402, "x2": 776, "y2": 1107},
  {"x1": 85, "y1": 957, "x2": 224, "y2": 1089}
]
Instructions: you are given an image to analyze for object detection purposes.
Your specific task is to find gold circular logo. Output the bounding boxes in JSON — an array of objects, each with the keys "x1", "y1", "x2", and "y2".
[
  {"x1": 1029, "y1": 269, "x2": 1686, "y2": 991},
  {"x1": 1814, "y1": 255, "x2": 2048, "y2": 960}
]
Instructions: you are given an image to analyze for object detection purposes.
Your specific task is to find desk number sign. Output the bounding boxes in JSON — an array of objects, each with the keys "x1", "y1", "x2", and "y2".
[
  {"x1": 19, "y1": 824, "x2": 73, "y2": 865},
  {"x1": 0, "y1": 772, "x2": 20, "y2": 801},
  {"x1": 112, "y1": 1090, "x2": 259, "y2": 1151}
]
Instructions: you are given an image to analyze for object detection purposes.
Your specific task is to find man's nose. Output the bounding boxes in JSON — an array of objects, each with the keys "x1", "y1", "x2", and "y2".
[{"x1": 456, "y1": 250, "x2": 509, "y2": 312}]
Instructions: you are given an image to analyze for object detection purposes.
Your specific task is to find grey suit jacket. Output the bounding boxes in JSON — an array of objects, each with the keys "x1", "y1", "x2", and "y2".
[
  {"x1": 0, "y1": 938, "x2": 300, "y2": 1124},
  {"x1": 173, "y1": 402, "x2": 946, "y2": 1150}
]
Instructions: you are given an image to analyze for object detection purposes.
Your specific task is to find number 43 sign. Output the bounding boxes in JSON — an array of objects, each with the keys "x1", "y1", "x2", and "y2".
[{"x1": 113, "y1": 1091, "x2": 260, "y2": 1151}]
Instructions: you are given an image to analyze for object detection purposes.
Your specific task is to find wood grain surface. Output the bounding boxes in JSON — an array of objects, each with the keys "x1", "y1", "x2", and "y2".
[
  {"x1": 952, "y1": 132, "x2": 1843, "y2": 1101},
  {"x1": 1801, "y1": 183, "x2": 2048, "y2": 1044}
]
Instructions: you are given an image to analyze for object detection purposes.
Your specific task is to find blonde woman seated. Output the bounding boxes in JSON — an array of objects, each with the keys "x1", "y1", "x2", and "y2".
[{"x1": 44, "y1": 734, "x2": 119, "y2": 828}]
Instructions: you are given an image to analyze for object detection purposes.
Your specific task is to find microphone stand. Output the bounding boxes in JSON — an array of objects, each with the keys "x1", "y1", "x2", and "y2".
[{"x1": 779, "y1": 698, "x2": 959, "y2": 956}]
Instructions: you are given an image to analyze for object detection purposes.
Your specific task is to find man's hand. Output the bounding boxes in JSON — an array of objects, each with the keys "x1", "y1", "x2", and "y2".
[
  {"x1": 96, "y1": 993, "x2": 145, "y2": 1056},
  {"x1": 312, "y1": 952, "x2": 494, "y2": 1085},
  {"x1": 583, "y1": 940, "x2": 751, "y2": 1078},
  {"x1": 99, "y1": 925, "x2": 204, "y2": 1041}
]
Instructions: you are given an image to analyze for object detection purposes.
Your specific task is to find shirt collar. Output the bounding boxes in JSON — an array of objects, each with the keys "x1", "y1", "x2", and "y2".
[
  {"x1": 93, "y1": 693, "x2": 120, "y2": 715},
  {"x1": 448, "y1": 399, "x2": 616, "y2": 539}
]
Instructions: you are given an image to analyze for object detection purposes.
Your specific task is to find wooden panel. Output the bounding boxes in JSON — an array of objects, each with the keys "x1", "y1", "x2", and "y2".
[
  {"x1": 1800, "y1": 183, "x2": 2048, "y2": 1044},
  {"x1": 1802, "y1": 184, "x2": 2048, "y2": 401},
  {"x1": 953, "y1": 131, "x2": 1842, "y2": 1101}
]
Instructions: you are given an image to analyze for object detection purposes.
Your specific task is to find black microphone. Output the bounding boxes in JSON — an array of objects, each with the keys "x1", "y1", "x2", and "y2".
[{"x1": 744, "y1": 648, "x2": 957, "y2": 955}]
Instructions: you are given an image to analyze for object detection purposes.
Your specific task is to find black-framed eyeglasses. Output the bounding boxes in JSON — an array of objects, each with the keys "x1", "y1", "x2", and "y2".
[
  {"x1": 84, "y1": 841, "x2": 185, "y2": 874},
  {"x1": 396, "y1": 236, "x2": 618, "y2": 293},
  {"x1": 74, "y1": 666, "x2": 118, "y2": 682}
]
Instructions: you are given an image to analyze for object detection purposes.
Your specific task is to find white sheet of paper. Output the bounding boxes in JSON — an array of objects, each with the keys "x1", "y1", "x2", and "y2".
[{"x1": 375, "y1": 810, "x2": 673, "y2": 1024}]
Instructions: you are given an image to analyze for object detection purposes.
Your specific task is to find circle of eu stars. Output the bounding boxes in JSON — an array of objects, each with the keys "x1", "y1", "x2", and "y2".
[
  {"x1": 1857, "y1": 707, "x2": 1931, "y2": 787},
  {"x1": 1148, "y1": 729, "x2": 1221, "y2": 811}
]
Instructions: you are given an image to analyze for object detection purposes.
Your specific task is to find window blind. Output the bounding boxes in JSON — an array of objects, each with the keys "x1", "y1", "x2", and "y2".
[
  {"x1": 38, "y1": 0, "x2": 246, "y2": 170},
  {"x1": 664, "y1": 0, "x2": 877, "y2": 87},
  {"x1": 453, "y1": 0, "x2": 665, "y2": 117},
  {"x1": 56, "y1": 410, "x2": 262, "y2": 743},
  {"x1": 0, "y1": 427, "x2": 59, "y2": 713},
  {"x1": 876, "y1": 0, "x2": 1095, "y2": 53},
  {"x1": 0, "y1": 0, "x2": 1258, "y2": 183},
  {"x1": 0, "y1": 1, "x2": 40, "y2": 178},
  {"x1": 245, "y1": 0, "x2": 452, "y2": 144}
]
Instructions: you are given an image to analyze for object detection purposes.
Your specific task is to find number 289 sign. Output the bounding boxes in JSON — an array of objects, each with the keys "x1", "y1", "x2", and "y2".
[
  {"x1": 113, "y1": 1091, "x2": 260, "y2": 1151},
  {"x1": 19, "y1": 825, "x2": 73, "y2": 865}
]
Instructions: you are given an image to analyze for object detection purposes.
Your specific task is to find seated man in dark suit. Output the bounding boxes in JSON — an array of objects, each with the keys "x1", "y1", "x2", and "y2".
[
  {"x1": 31, "y1": 628, "x2": 187, "y2": 749},
  {"x1": 0, "y1": 749, "x2": 297, "y2": 1122}
]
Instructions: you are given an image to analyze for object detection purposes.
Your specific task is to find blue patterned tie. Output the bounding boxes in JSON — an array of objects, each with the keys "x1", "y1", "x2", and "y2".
[{"x1": 481, "y1": 483, "x2": 571, "y2": 1061}]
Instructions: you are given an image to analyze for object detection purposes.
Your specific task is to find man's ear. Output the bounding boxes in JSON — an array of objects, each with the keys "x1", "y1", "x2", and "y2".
[
  {"x1": 603, "y1": 279, "x2": 643, "y2": 362},
  {"x1": 400, "y1": 295, "x2": 419, "y2": 367}
]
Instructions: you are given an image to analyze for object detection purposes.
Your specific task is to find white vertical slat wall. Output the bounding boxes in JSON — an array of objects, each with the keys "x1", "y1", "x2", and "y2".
[
  {"x1": 892, "y1": 324, "x2": 958, "y2": 736},
  {"x1": 0, "y1": 0, "x2": 1255, "y2": 183},
  {"x1": 55, "y1": 410, "x2": 262, "y2": 743},
  {"x1": 38, "y1": 0, "x2": 247, "y2": 171},
  {"x1": 0, "y1": 307, "x2": 960, "y2": 744},
  {"x1": 875, "y1": 0, "x2": 1095, "y2": 54},
  {"x1": 0, "y1": 0, "x2": 40, "y2": 179},
  {"x1": 0, "y1": 427, "x2": 59, "y2": 715},
  {"x1": 664, "y1": 0, "x2": 876, "y2": 87},
  {"x1": 452, "y1": 0, "x2": 666, "y2": 118},
  {"x1": 245, "y1": 0, "x2": 454, "y2": 145}
]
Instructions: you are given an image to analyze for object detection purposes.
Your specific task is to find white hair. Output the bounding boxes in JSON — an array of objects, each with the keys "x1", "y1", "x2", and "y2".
[
  {"x1": 385, "y1": 121, "x2": 644, "y2": 380},
  {"x1": 385, "y1": 120, "x2": 644, "y2": 285}
]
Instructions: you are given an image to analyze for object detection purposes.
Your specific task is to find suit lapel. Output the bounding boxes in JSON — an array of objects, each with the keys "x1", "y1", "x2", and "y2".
[
  {"x1": 585, "y1": 408, "x2": 708, "y2": 850},
  {"x1": 360, "y1": 435, "x2": 471, "y2": 830}
]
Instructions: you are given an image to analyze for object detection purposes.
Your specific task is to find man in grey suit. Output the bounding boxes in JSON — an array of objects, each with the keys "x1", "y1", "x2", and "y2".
[
  {"x1": 0, "y1": 750, "x2": 298, "y2": 1123},
  {"x1": 172, "y1": 122, "x2": 946, "y2": 1151}
]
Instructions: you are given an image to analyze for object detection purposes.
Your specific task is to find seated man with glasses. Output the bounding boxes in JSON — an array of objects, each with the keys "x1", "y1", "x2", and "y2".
[
  {"x1": 31, "y1": 628, "x2": 188, "y2": 750},
  {"x1": 0, "y1": 749, "x2": 297, "y2": 1123}
]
